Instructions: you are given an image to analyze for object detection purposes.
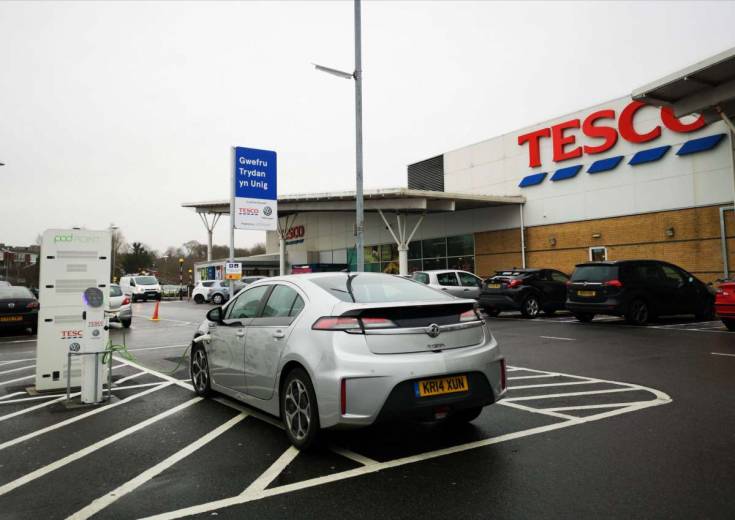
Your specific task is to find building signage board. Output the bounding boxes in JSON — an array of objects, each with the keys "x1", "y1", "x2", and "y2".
[
  {"x1": 224, "y1": 262, "x2": 242, "y2": 280},
  {"x1": 233, "y1": 147, "x2": 277, "y2": 230}
]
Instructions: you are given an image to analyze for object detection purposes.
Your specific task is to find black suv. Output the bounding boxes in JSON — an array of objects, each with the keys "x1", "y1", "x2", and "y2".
[
  {"x1": 478, "y1": 268, "x2": 570, "y2": 318},
  {"x1": 566, "y1": 260, "x2": 715, "y2": 325}
]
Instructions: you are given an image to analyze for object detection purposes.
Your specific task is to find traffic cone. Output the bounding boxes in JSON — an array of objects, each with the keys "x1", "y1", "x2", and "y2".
[{"x1": 150, "y1": 300, "x2": 160, "y2": 321}]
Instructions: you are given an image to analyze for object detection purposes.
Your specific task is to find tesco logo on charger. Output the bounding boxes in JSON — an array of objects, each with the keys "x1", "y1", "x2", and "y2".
[
  {"x1": 239, "y1": 207, "x2": 260, "y2": 216},
  {"x1": 517, "y1": 100, "x2": 706, "y2": 168}
]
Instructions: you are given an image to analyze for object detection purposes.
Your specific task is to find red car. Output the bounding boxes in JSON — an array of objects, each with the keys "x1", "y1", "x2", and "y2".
[{"x1": 715, "y1": 281, "x2": 735, "y2": 331}]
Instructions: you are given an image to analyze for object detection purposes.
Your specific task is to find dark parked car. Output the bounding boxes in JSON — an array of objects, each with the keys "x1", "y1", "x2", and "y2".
[
  {"x1": 479, "y1": 268, "x2": 570, "y2": 318},
  {"x1": 566, "y1": 260, "x2": 715, "y2": 325},
  {"x1": 0, "y1": 286, "x2": 39, "y2": 335}
]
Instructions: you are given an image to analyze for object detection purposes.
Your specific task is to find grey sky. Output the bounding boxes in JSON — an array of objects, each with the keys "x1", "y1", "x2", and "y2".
[{"x1": 1, "y1": 1, "x2": 733, "y2": 252}]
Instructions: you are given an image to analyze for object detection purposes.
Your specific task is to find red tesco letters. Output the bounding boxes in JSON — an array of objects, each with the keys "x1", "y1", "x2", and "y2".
[{"x1": 517, "y1": 101, "x2": 706, "y2": 168}]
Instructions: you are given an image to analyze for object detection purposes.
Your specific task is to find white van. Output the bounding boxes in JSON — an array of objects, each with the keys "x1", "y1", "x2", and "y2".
[{"x1": 119, "y1": 275, "x2": 162, "y2": 302}]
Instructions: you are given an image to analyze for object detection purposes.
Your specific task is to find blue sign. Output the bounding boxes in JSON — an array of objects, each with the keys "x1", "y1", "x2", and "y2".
[{"x1": 234, "y1": 147, "x2": 277, "y2": 200}]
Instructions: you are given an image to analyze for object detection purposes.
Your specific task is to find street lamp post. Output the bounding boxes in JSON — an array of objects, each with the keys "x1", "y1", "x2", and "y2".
[
  {"x1": 178, "y1": 258, "x2": 184, "y2": 300},
  {"x1": 313, "y1": 0, "x2": 365, "y2": 272}
]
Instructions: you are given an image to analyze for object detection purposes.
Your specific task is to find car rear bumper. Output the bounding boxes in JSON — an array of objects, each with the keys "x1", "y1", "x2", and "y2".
[
  {"x1": 566, "y1": 299, "x2": 623, "y2": 315},
  {"x1": 0, "y1": 313, "x2": 37, "y2": 329},
  {"x1": 316, "y1": 327, "x2": 505, "y2": 429},
  {"x1": 109, "y1": 306, "x2": 132, "y2": 322},
  {"x1": 716, "y1": 303, "x2": 735, "y2": 318},
  {"x1": 478, "y1": 293, "x2": 521, "y2": 310}
]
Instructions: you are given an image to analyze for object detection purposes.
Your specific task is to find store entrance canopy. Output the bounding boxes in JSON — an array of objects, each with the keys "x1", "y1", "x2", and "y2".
[{"x1": 182, "y1": 188, "x2": 525, "y2": 275}]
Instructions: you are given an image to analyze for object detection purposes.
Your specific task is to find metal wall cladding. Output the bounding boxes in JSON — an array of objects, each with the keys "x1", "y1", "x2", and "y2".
[{"x1": 408, "y1": 155, "x2": 444, "y2": 192}]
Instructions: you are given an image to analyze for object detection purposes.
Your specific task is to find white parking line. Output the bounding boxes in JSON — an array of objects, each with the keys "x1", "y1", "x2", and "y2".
[
  {"x1": 0, "y1": 380, "x2": 170, "y2": 450},
  {"x1": 711, "y1": 352, "x2": 735, "y2": 357},
  {"x1": 329, "y1": 445, "x2": 379, "y2": 466},
  {"x1": 0, "y1": 391, "x2": 25, "y2": 401},
  {"x1": 539, "y1": 336, "x2": 576, "y2": 341},
  {"x1": 508, "y1": 380, "x2": 599, "y2": 390},
  {"x1": 508, "y1": 374, "x2": 568, "y2": 380},
  {"x1": 0, "y1": 364, "x2": 35, "y2": 376},
  {"x1": 504, "y1": 387, "x2": 640, "y2": 402},
  {"x1": 68, "y1": 412, "x2": 248, "y2": 520},
  {"x1": 0, "y1": 358, "x2": 36, "y2": 366},
  {"x1": 0, "y1": 396, "x2": 202, "y2": 498},
  {"x1": 498, "y1": 401, "x2": 580, "y2": 422},
  {"x1": 242, "y1": 446, "x2": 300, "y2": 495},
  {"x1": 0, "y1": 374, "x2": 34, "y2": 386},
  {"x1": 543, "y1": 402, "x2": 653, "y2": 412},
  {"x1": 128, "y1": 344, "x2": 189, "y2": 353}
]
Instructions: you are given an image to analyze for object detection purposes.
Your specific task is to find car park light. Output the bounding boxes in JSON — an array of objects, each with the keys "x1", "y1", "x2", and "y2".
[
  {"x1": 26, "y1": 301, "x2": 39, "y2": 310},
  {"x1": 604, "y1": 279, "x2": 623, "y2": 288},
  {"x1": 122, "y1": 296, "x2": 130, "y2": 305},
  {"x1": 340, "y1": 378, "x2": 347, "y2": 415},
  {"x1": 508, "y1": 279, "x2": 523, "y2": 288},
  {"x1": 459, "y1": 309, "x2": 481, "y2": 322},
  {"x1": 361, "y1": 317, "x2": 397, "y2": 329},
  {"x1": 312, "y1": 317, "x2": 362, "y2": 331}
]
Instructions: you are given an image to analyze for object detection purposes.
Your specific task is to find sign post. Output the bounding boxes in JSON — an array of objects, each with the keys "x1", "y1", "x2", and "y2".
[{"x1": 230, "y1": 147, "x2": 277, "y2": 292}]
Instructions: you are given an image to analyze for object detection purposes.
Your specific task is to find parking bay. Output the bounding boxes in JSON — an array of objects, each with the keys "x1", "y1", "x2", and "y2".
[{"x1": 0, "y1": 300, "x2": 733, "y2": 519}]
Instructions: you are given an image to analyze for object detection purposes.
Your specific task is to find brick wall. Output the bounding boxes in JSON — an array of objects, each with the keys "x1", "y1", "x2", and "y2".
[{"x1": 474, "y1": 204, "x2": 735, "y2": 283}]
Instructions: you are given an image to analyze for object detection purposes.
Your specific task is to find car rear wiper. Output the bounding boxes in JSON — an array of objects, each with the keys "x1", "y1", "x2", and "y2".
[
  {"x1": 345, "y1": 274, "x2": 357, "y2": 303},
  {"x1": 329, "y1": 287, "x2": 356, "y2": 303}
]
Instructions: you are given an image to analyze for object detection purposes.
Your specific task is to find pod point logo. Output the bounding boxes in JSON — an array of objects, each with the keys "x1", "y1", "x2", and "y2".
[
  {"x1": 54, "y1": 233, "x2": 101, "y2": 243},
  {"x1": 263, "y1": 206, "x2": 273, "y2": 216}
]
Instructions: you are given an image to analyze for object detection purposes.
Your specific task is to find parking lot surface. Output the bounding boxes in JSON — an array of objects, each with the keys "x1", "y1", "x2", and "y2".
[{"x1": 1, "y1": 300, "x2": 734, "y2": 519}]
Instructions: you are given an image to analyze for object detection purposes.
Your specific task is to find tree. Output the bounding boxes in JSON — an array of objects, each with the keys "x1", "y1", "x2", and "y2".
[{"x1": 120, "y1": 242, "x2": 155, "y2": 274}]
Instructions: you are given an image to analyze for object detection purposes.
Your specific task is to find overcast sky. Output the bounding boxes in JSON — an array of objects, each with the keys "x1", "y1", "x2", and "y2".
[{"x1": 1, "y1": 1, "x2": 733, "y2": 253}]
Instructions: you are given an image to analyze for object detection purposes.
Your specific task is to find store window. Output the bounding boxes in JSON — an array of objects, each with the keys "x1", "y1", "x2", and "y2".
[
  {"x1": 447, "y1": 235, "x2": 473, "y2": 256},
  {"x1": 422, "y1": 237, "x2": 446, "y2": 260}
]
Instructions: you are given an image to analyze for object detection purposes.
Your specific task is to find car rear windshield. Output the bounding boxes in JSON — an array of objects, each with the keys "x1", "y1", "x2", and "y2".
[
  {"x1": 0, "y1": 287, "x2": 34, "y2": 299},
  {"x1": 311, "y1": 274, "x2": 453, "y2": 303},
  {"x1": 110, "y1": 285, "x2": 122, "y2": 297},
  {"x1": 571, "y1": 265, "x2": 619, "y2": 283},
  {"x1": 135, "y1": 276, "x2": 158, "y2": 285}
]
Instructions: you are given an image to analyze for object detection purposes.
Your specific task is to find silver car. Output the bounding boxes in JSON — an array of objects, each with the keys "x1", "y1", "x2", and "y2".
[
  {"x1": 411, "y1": 270, "x2": 484, "y2": 299},
  {"x1": 190, "y1": 272, "x2": 506, "y2": 449},
  {"x1": 108, "y1": 283, "x2": 132, "y2": 328}
]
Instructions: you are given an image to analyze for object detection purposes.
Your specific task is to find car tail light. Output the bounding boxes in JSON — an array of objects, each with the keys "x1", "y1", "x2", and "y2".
[
  {"x1": 360, "y1": 317, "x2": 397, "y2": 329},
  {"x1": 459, "y1": 309, "x2": 480, "y2": 322},
  {"x1": 508, "y1": 279, "x2": 523, "y2": 288},
  {"x1": 122, "y1": 297, "x2": 131, "y2": 305},
  {"x1": 500, "y1": 358, "x2": 507, "y2": 391},
  {"x1": 604, "y1": 279, "x2": 623, "y2": 288},
  {"x1": 26, "y1": 301, "x2": 39, "y2": 310},
  {"x1": 312, "y1": 317, "x2": 361, "y2": 331},
  {"x1": 340, "y1": 379, "x2": 347, "y2": 415},
  {"x1": 566, "y1": 281, "x2": 572, "y2": 287}
]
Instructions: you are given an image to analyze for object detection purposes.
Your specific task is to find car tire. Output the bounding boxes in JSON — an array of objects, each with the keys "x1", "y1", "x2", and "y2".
[
  {"x1": 131, "y1": 295, "x2": 137, "y2": 303},
  {"x1": 121, "y1": 319, "x2": 132, "y2": 328},
  {"x1": 281, "y1": 367, "x2": 320, "y2": 450},
  {"x1": 625, "y1": 299, "x2": 650, "y2": 325},
  {"x1": 520, "y1": 295, "x2": 540, "y2": 319},
  {"x1": 190, "y1": 346, "x2": 213, "y2": 397},
  {"x1": 29, "y1": 324, "x2": 37, "y2": 335},
  {"x1": 722, "y1": 319, "x2": 735, "y2": 332},
  {"x1": 448, "y1": 406, "x2": 483, "y2": 424},
  {"x1": 483, "y1": 308, "x2": 500, "y2": 317},
  {"x1": 573, "y1": 312, "x2": 595, "y2": 323},
  {"x1": 194, "y1": 294, "x2": 205, "y2": 304},
  {"x1": 211, "y1": 293, "x2": 224, "y2": 305}
]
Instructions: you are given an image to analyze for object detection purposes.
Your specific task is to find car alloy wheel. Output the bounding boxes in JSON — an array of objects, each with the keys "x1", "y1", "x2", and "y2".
[
  {"x1": 194, "y1": 294, "x2": 205, "y2": 304},
  {"x1": 521, "y1": 296, "x2": 540, "y2": 318},
  {"x1": 212, "y1": 293, "x2": 224, "y2": 305},
  {"x1": 191, "y1": 348, "x2": 212, "y2": 396},
  {"x1": 627, "y1": 299, "x2": 649, "y2": 325},
  {"x1": 282, "y1": 368, "x2": 319, "y2": 449}
]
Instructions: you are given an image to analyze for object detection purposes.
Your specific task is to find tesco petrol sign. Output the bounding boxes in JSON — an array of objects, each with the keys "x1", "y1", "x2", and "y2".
[{"x1": 517, "y1": 100, "x2": 706, "y2": 168}]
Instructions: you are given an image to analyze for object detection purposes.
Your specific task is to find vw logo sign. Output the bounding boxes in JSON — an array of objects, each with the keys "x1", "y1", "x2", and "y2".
[
  {"x1": 69, "y1": 342, "x2": 81, "y2": 352},
  {"x1": 263, "y1": 206, "x2": 273, "y2": 216},
  {"x1": 426, "y1": 323, "x2": 441, "y2": 338}
]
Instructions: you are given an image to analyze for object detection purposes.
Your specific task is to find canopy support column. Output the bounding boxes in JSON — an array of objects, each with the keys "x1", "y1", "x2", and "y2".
[
  {"x1": 276, "y1": 213, "x2": 298, "y2": 276},
  {"x1": 197, "y1": 212, "x2": 222, "y2": 262},
  {"x1": 377, "y1": 209, "x2": 425, "y2": 276}
]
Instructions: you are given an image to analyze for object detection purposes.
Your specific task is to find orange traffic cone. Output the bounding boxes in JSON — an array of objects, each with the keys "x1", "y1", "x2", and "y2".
[{"x1": 150, "y1": 300, "x2": 160, "y2": 321}]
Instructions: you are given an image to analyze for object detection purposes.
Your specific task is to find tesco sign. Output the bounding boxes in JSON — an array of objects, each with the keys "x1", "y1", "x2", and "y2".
[{"x1": 517, "y1": 100, "x2": 706, "y2": 168}]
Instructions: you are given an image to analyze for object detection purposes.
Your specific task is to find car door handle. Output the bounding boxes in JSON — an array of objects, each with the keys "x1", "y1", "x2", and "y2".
[
  {"x1": 441, "y1": 287, "x2": 448, "y2": 291},
  {"x1": 236, "y1": 329, "x2": 245, "y2": 337},
  {"x1": 272, "y1": 330, "x2": 285, "y2": 339},
  {"x1": 463, "y1": 288, "x2": 470, "y2": 291}
]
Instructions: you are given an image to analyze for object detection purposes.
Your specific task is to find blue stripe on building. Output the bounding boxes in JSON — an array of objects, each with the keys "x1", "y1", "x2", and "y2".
[
  {"x1": 518, "y1": 172, "x2": 547, "y2": 187},
  {"x1": 587, "y1": 155, "x2": 624, "y2": 174},
  {"x1": 550, "y1": 164, "x2": 583, "y2": 182},
  {"x1": 628, "y1": 145, "x2": 671, "y2": 166},
  {"x1": 676, "y1": 133, "x2": 726, "y2": 156}
]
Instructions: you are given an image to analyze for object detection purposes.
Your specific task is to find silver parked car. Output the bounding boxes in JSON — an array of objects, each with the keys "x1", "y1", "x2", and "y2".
[
  {"x1": 108, "y1": 283, "x2": 132, "y2": 328},
  {"x1": 190, "y1": 272, "x2": 506, "y2": 449},
  {"x1": 411, "y1": 270, "x2": 484, "y2": 299}
]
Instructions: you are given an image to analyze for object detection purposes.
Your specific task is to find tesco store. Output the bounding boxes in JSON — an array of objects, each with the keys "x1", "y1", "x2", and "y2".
[{"x1": 187, "y1": 51, "x2": 735, "y2": 283}]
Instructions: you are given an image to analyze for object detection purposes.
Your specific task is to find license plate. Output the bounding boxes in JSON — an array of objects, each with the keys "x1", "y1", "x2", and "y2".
[
  {"x1": 577, "y1": 290, "x2": 596, "y2": 297},
  {"x1": 0, "y1": 316, "x2": 22, "y2": 322},
  {"x1": 488, "y1": 283, "x2": 501, "y2": 289},
  {"x1": 415, "y1": 375, "x2": 469, "y2": 397}
]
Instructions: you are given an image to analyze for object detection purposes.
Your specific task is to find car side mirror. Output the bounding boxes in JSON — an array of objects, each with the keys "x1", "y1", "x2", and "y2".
[{"x1": 206, "y1": 306, "x2": 224, "y2": 323}]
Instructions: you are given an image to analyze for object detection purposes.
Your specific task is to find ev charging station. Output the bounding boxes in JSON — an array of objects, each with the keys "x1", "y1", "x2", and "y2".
[{"x1": 36, "y1": 229, "x2": 111, "y2": 402}]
